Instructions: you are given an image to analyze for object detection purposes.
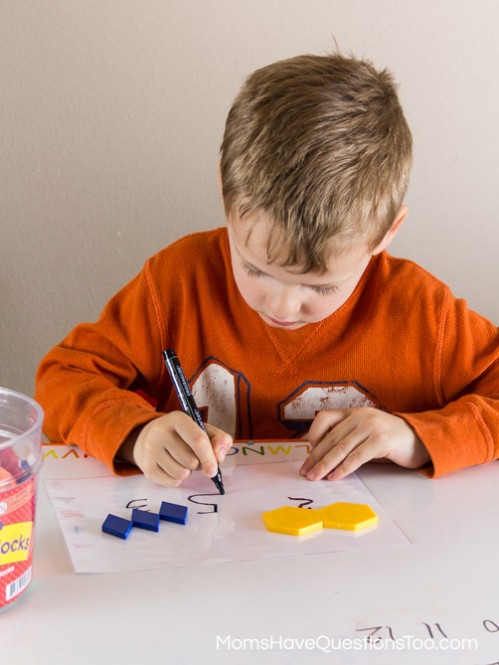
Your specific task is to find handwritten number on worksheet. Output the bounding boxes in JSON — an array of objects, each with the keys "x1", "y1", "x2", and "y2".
[
  {"x1": 484, "y1": 620, "x2": 499, "y2": 633},
  {"x1": 422, "y1": 622, "x2": 447, "y2": 638},
  {"x1": 187, "y1": 494, "x2": 219, "y2": 514},
  {"x1": 356, "y1": 626, "x2": 395, "y2": 643},
  {"x1": 356, "y1": 623, "x2": 447, "y2": 642},
  {"x1": 288, "y1": 497, "x2": 314, "y2": 509},
  {"x1": 126, "y1": 498, "x2": 149, "y2": 510}
]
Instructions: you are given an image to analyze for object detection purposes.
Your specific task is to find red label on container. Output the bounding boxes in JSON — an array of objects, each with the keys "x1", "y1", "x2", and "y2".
[{"x1": 0, "y1": 476, "x2": 36, "y2": 607}]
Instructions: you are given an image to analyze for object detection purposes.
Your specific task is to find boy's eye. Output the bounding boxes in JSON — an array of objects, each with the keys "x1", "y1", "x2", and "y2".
[
  {"x1": 242, "y1": 261, "x2": 337, "y2": 295},
  {"x1": 243, "y1": 263, "x2": 265, "y2": 278},
  {"x1": 310, "y1": 285, "x2": 337, "y2": 296}
]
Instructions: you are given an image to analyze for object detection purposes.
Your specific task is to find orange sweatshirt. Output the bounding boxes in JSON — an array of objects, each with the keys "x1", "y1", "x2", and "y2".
[{"x1": 35, "y1": 228, "x2": 499, "y2": 478}]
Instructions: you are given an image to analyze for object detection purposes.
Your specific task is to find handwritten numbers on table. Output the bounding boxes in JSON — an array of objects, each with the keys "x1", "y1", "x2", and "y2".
[{"x1": 187, "y1": 493, "x2": 220, "y2": 514}]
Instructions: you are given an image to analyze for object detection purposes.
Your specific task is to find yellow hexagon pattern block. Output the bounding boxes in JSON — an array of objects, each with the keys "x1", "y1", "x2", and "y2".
[
  {"x1": 262, "y1": 506, "x2": 324, "y2": 536},
  {"x1": 318, "y1": 502, "x2": 377, "y2": 531}
]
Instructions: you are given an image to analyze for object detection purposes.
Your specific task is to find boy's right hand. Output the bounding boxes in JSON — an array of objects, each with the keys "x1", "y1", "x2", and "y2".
[{"x1": 125, "y1": 412, "x2": 232, "y2": 488}]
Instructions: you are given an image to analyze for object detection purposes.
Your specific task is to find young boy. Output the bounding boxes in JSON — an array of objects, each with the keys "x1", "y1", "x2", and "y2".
[{"x1": 35, "y1": 53, "x2": 499, "y2": 489}]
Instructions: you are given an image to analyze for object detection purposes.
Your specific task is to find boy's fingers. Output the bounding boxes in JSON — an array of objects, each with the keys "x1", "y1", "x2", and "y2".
[
  {"x1": 136, "y1": 415, "x2": 200, "y2": 471},
  {"x1": 300, "y1": 412, "x2": 358, "y2": 475},
  {"x1": 308, "y1": 408, "x2": 352, "y2": 446},
  {"x1": 140, "y1": 454, "x2": 190, "y2": 487},
  {"x1": 176, "y1": 418, "x2": 232, "y2": 478},
  {"x1": 304, "y1": 427, "x2": 394, "y2": 481},
  {"x1": 326, "y1": 443, "x2": 378, "y2": 480},
  {"x1": 135, "y1": 412, "x2": 233, "y2": 482},
  {"x1": 301, "y1": 439, "x2": 359, "y2": 479},
  {"x1": 301, "y1": 423, "x2": 374, "y2": 480},
  {"x1": 206, "y1": 424, "x2": 233, "y2": 464},
  {"x1": 171, "y1": 413, "x2": 218, "y2": 475},
  {"x1": 156, "y1": 442, "x2": 198, "y2": 474}
]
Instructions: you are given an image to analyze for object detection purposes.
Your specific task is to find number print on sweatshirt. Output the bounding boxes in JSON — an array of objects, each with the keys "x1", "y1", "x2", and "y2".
[
  {"x1": 278, "y1": 381, "x2": 380, "y2": 432},
  {"x1": 190, "y1": 359, "x2": 380, "y2": 438},
  {"x1": 191, "y1": 357, "x2": 252, "y2": 439}
]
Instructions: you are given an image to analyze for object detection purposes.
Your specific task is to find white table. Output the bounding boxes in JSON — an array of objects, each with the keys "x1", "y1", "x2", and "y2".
[{"x1": 3, "y1": 449, "x2": 499, "y2": 665}]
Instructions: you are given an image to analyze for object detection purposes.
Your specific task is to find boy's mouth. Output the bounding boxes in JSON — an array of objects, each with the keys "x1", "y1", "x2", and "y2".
[{"x1": 266, "y1": 315, "x2": 300, "y2": 327}]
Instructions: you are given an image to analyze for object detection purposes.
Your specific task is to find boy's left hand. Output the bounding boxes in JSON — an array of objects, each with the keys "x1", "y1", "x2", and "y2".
[{"x1": 299, "y1": 407, "x2": 430, "y2": 481}]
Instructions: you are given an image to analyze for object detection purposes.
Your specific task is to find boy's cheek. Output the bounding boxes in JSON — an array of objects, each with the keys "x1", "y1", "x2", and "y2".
[
  {"x1": 235, "y1": 278, "x2": 263, "y2": 309},
  {"x1": 307, "y1": 297, "x2": 341, "y2": 320}
]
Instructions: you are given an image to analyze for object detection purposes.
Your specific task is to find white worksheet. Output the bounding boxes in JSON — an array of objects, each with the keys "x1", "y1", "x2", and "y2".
[{"x1": 44, "y1": 460, "x2": 410, "y2": 573}]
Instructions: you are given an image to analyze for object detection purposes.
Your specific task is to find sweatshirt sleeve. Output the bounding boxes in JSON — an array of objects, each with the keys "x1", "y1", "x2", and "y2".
[
  {"x1": 397, "y1": 289, "x2": 499, "y2": 477},
  {"x1": 35, "y1": 258, "x2": 168, "y2": 473}
]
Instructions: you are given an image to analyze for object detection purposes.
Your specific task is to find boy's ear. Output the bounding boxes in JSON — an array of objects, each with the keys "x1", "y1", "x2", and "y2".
[{"x1": 372, "y1": 205, "x2": 408, "y2": 255}]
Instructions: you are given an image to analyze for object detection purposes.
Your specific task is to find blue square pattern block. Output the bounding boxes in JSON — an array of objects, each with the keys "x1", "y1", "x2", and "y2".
[
  {"x1": 160, "y1": 501, "x2": 188, "y2": 525},
  {"x1": 102, "y1": 514, "x2": 133, "y2": 540},
  {"x1": 131, "y1": 508, "x2": 160, "y2": 532}
]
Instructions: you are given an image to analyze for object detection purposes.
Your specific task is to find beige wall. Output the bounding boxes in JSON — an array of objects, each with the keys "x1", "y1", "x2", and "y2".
[{"x1": 1, "y1": 0, "x2": 498, "y2": 396}]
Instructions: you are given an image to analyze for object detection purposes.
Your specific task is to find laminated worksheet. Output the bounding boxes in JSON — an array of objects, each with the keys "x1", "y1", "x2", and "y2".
[{"x1": 44, "y1": 459, "x2": 410, "y2": 573}]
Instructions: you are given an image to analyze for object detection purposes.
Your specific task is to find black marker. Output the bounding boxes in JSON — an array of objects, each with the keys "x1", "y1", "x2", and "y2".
[{"x1": 163, "y1": 349, "x2": 225, "y2": 495}]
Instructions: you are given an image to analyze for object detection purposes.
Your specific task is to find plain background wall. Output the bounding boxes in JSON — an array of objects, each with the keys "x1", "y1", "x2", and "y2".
[{"x1": 1, "y1": 0, "x2": 498, "y2": 397}]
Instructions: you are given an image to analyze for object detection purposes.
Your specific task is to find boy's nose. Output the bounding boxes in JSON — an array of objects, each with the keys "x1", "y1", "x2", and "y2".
[{"x1": 266, "y1": 288, "x2": 301, "y2": 320}]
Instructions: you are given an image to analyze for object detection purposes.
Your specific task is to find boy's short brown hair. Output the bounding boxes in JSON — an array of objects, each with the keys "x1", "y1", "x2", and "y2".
[{"x1": 220, "y1": 53, "x2": 413, "y2": 272}]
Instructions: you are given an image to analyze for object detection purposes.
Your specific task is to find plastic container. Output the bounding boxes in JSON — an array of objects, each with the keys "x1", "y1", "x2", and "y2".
[{"x1": 0, "y1": 387, "x2": 43, "y2": 610}]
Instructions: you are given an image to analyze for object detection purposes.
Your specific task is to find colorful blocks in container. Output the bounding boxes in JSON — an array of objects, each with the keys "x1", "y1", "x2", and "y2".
[
  {"x1": 131, "y1": 508, "x2": 160, "y2": 532},
  {"x1": 160, "y1": 501, "x2": 188, "y2": 525},
  {"x1": 318, "y1": 502, "x2": 377, "y2": 531},
  {"x1": 102, "y1": 514, "x2": 133, "y2": 540},
  {"x1": 262, "y1": 506, "x2": 323, "y2": 536}
]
